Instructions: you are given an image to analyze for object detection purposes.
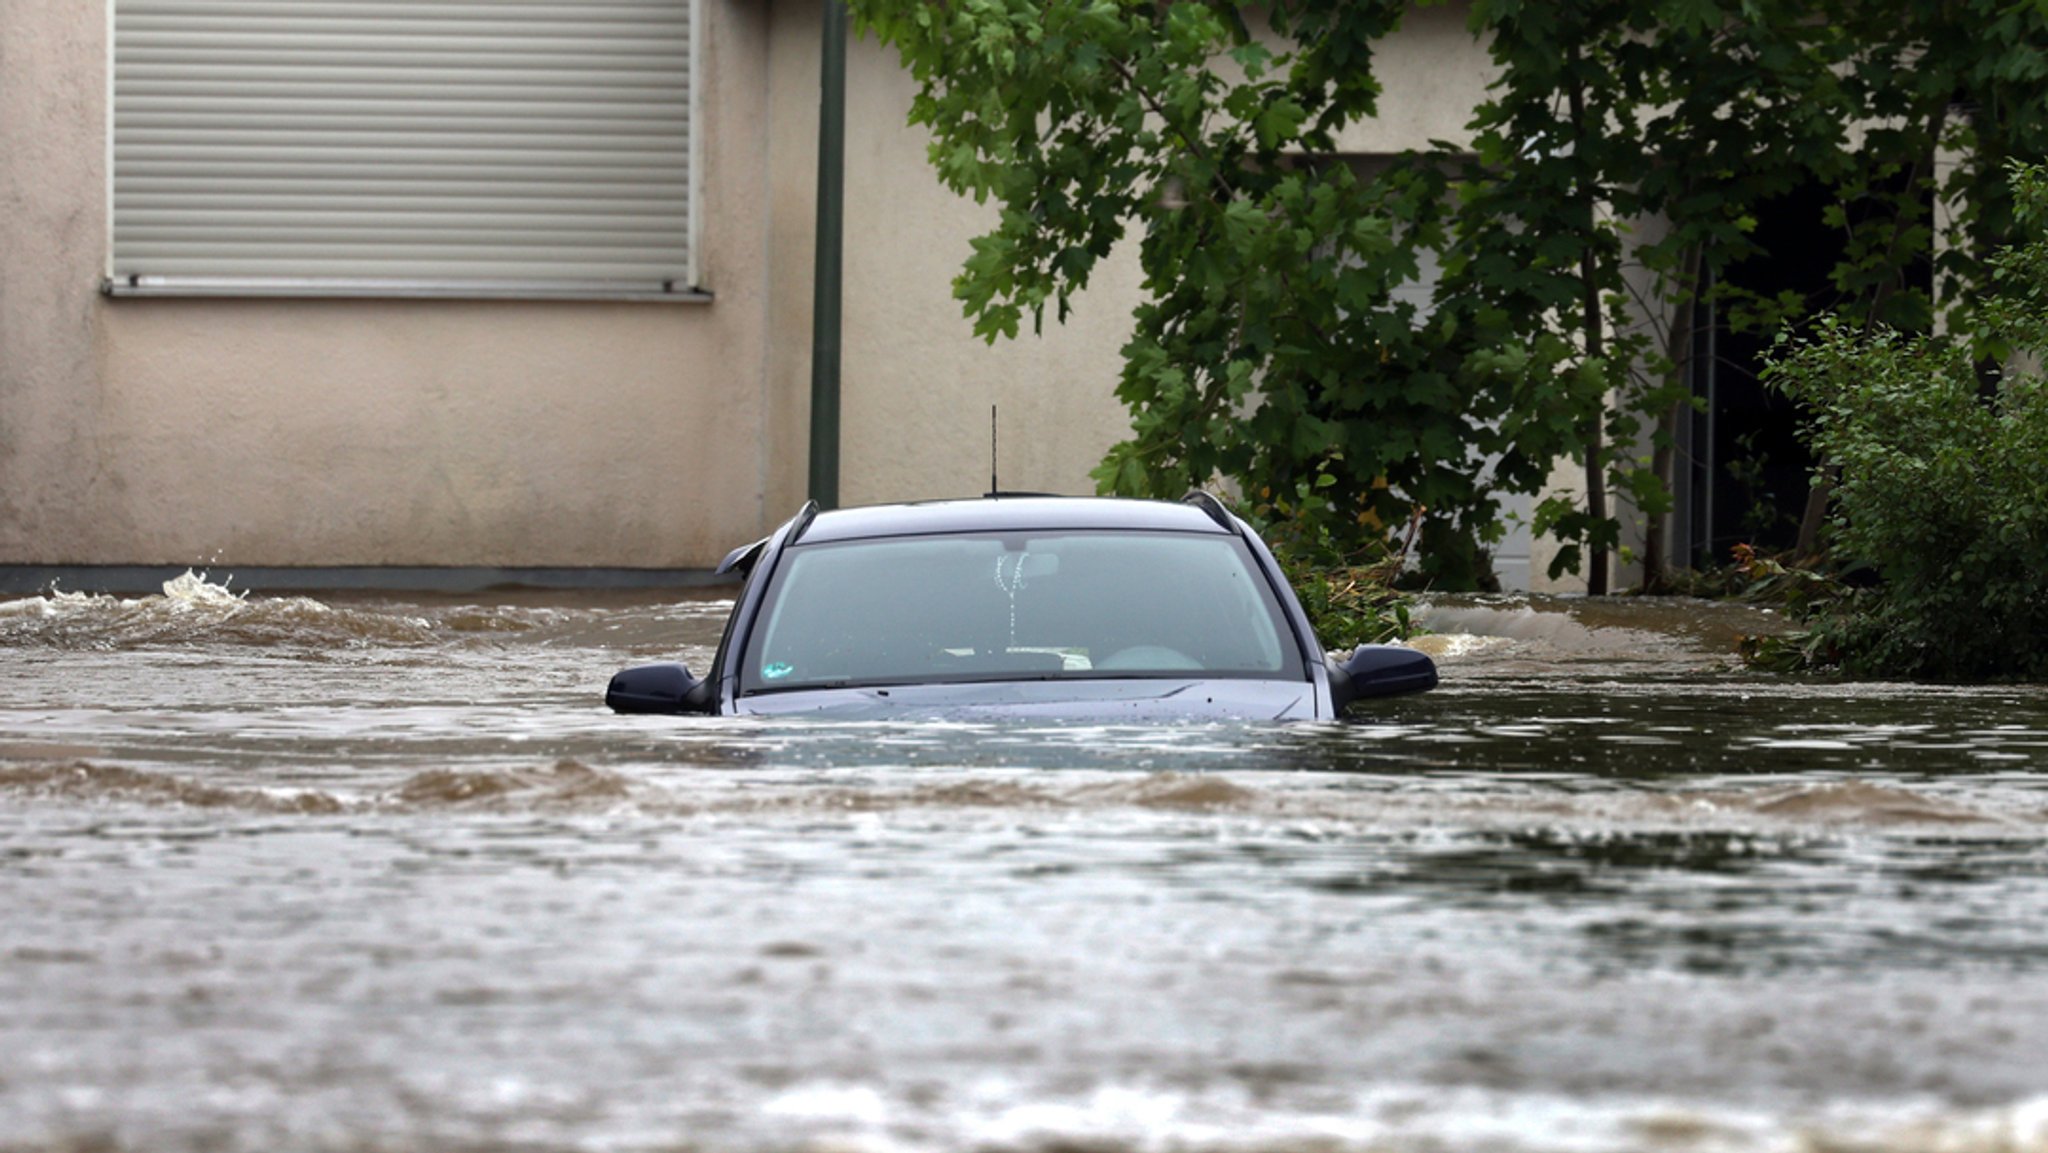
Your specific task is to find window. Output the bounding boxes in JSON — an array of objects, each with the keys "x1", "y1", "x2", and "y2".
[
  {"x1": 109, "y1": 0, "x2": 701, "y2": 300},
  {"x1": 742, "y1": 531, "x2": 1304, "y2": 692}
]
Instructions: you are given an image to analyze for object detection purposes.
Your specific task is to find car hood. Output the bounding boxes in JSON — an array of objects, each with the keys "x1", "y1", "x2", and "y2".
[{"x1": 730, "y1": 678, "x2": 1318, "y2": 721}]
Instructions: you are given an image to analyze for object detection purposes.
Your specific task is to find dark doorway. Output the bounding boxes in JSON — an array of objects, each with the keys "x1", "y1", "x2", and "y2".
[{"x1": 1684, "y1": 176, "x2": 1932, "y2": 566}]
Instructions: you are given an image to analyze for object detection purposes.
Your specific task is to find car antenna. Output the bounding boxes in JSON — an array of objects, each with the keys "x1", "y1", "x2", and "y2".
[{"x1": 987, "y1": 409, "x2": 1064, "y2": 501}]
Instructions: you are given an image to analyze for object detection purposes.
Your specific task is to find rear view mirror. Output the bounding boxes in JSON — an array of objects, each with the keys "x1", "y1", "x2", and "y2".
[
  {"x1": 1329, "y1": 644, "x2": 1438, "y2": 711},
  {"x1": 1018, "y1": 552, "x2": 1060, "y2": 579},
  {"x1": 606, "y1": 662, "x2": 712, "y2": 714}
]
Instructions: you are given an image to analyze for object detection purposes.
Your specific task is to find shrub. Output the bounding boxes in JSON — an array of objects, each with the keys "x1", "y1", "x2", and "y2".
[
  {"x1": 1225, "y1": 468, "x2": 1419, "y2": 651},
  {"x1": 1758, "y1": 164, "x2": 2048, "y2": 678}
]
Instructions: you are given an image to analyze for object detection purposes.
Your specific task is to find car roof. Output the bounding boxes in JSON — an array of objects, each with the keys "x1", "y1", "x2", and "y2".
[{"x1": 794, "y1": 496, "x2": 1234, "y2": 545}]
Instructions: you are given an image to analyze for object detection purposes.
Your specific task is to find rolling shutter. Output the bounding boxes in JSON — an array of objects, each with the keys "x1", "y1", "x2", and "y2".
[{"x1": 110, "y1": 0, "x2": 699, "y2": 299}]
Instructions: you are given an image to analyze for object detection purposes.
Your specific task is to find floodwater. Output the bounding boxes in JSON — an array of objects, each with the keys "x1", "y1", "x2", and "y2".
[{"x1": 4, "y1": 574, "x2": 2048, "y2": 1153}]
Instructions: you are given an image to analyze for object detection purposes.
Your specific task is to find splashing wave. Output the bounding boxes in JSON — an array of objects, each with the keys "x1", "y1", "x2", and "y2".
[{"x1": 0, "y1": 571, "x2": 434, "y2": 648}]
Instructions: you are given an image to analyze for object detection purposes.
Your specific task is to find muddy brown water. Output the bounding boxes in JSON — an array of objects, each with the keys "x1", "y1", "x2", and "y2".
[{"x1": 4, "y1": 574, "x2": 2048, "y2": 1152}]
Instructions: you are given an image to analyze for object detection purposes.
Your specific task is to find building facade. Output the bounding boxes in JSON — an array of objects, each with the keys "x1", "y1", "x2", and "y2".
[{"x1": 2, "y1": 1, "x2": 1553, "y2": 590}]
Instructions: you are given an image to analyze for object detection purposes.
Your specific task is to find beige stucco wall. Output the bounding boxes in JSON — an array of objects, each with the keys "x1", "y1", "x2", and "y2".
[
  {"x1": 763, "y1": 0, "x2": 1145, "y2": 521},
  {"x1": 1, "y1": 1, "x2": 778, "y2": 570},
  {"x1": 1332, "y1": 1, "x2": 1492, "y2": 155},
  {"x1": 836, "y1": 40, "x2": 1148, "y2": 510}
]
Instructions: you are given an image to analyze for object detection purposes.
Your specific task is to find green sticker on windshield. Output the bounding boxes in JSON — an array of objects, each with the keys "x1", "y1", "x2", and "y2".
[{"x1": 762, "y1": 661, "x2": 794, "y2": 680}]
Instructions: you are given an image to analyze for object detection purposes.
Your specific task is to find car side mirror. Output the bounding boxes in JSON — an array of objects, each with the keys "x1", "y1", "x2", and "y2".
[
  {"x1": 1329, "y1": 644, "x2": 1438, "y2": 711},
  {"x1": 606, "y1": 662, "x2": 713, "y2": 714}
]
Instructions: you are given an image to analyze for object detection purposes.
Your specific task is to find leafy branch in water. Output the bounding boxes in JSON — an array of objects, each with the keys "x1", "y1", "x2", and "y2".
[
  {"x1": 1726, "y1": 544, "x2": 1857, "y2": 674},
  {"x1": 1224, "y1": 464, "x2": 1421, "y2": 650}
]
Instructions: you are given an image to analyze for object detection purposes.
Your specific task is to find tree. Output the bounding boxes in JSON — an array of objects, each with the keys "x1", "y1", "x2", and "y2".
[
  {"x1": 847, "y1": 0, "x2": 2048, "y2": 590},
  {"x1": 852, "y1": 0, "x2": 1492, "y2": 585},
  {"x1": 1437, "y1": 0, "x2": 1857, "y2": 589}
]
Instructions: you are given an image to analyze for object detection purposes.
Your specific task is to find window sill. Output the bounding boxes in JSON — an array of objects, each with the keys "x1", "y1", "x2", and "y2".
[{"x1": 101, "y1": 277, "x2": 714, "y2": 304}]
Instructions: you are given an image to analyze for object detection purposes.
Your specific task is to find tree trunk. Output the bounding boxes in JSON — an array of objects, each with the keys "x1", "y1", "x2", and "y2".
[
  {"x1": 1795, "y1": 468, "x2": 1834, "y2": 560},
  {"x1": 1643, "y1": 396, "x2": 1682, "y2": 590},
  {"x1": 1568, "y1": 56, "x2": 1608, "y2": 596},
  {"x1": 1581, "y1": 306, "x2": 1609, "y2": 598}
]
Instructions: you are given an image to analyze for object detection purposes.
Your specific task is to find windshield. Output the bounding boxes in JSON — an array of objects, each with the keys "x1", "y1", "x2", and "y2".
[{"x1": 740, "y1": 530, "x2": 1304, "y2": 693}]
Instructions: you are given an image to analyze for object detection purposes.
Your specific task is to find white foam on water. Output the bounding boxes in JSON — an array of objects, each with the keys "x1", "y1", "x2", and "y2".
[
  {"x1": 749, "y1": 1080, "x2": 2048, "y2": 1153},
  {"x1": 0, "y1": 570, "x2": 432, "y2": 647}
]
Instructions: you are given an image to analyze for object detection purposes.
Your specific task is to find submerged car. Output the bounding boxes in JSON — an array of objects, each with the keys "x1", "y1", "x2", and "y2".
[{"x1": 606, "y1": 493, "x2": 1436, "y2": 720}]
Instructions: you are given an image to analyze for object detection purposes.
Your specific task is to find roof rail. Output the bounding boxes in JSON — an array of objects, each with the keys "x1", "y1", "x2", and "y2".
[
  {"x1": 1181, "y1": 489, "x2": 1235, "y2": 531},
  {"x1": 787, "y1": 499, "x2": 822, "y2": 546}
]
